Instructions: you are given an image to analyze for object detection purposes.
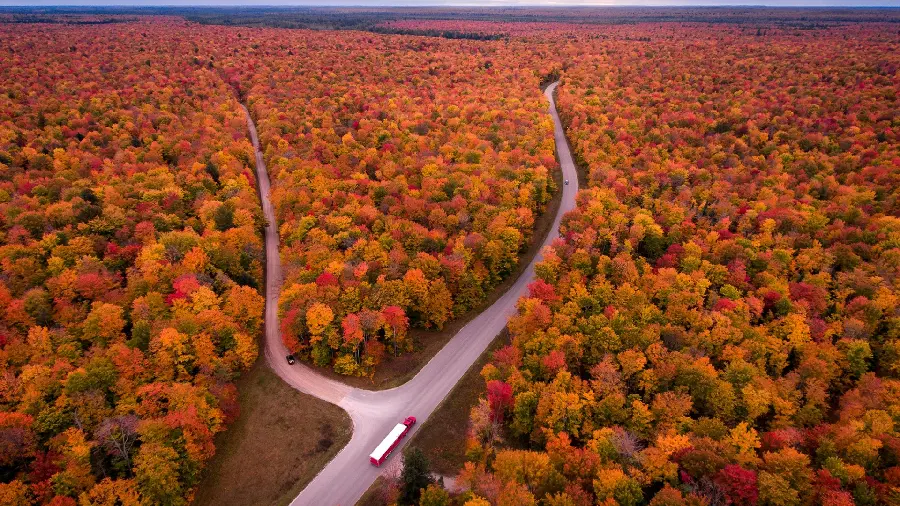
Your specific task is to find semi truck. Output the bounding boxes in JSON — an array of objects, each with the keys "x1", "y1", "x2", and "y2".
[{"x1": 369, "y1": 416, "x2": 416, "y2": 466}]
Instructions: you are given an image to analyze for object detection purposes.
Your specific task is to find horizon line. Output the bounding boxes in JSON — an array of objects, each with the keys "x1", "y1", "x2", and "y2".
[{"x1": 3, "y1": 3, "x2": 900, "y2": 7}]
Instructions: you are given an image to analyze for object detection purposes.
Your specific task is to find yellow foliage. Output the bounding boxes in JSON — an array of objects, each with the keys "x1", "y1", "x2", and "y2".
[
  {"x1": 233, "y1": 332, "x2": 258, "y2": 369},
  {"x1": 729, "y1": 422, "x2": 761, "y2": 465},
  {"x1": 190, "y1": 286, "x2": 221, "y2": 314},
  {"x1": 593, "y1": 467, "x2": 627, "y2": 499},
  {"x1": 306, "y1": 303, "x2": 334, "y2": 335}
]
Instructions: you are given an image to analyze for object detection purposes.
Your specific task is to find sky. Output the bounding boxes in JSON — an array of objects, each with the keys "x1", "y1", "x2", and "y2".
[{"x1": 3, "y1": 0, "x2": 900, "y2": 6}]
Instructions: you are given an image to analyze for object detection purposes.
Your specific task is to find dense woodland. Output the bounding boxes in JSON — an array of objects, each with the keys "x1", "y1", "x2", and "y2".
[
  {"x1": 0, "y1": 20, "x2": 266, "y2": 505},
  {"x1": 0, "y1": 9, "x2": 898, "y2": 506},
  {"x1": 0, "y1": 15, "x2": 563, "y2": 504},
  {"x1": 215, "y1": 30, "x2": 559, "y2": 376},
  {"x1": 452, "y1": 22, "x2": 900, "y2": 506}
]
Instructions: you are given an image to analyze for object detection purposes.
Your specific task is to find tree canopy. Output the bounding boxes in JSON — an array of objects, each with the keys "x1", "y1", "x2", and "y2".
[{"x1": 457, "y1": 20, "x2": 900, "y2": 506}]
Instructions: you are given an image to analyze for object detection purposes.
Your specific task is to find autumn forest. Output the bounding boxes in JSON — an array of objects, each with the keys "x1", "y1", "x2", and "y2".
[{"x1": 0, "y1": 7, "x2": 898, "y2": 506}]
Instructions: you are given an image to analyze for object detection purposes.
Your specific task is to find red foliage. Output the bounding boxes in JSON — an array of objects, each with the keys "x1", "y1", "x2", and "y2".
[
  {"x1": 528, "y1": 279, "x2": 560, "y2": 304},
  {"x1": 28, "y1": 450, "x2": 61, "y2": 484},
  {"x1": 789, "y1": 282, "x2": 827, "y2": 314},
  {"x1": 492, "y1": 345, "x2": 522, "y2": 370},
  {"x1": 210, "y1": 383, "x2": 241, "y2": 425},
  {"x1": 541, "y1": 350, "x2": 567, "y2": 377},
  {"x1": 714, "y1": 465, "x2": 759, "y2": 506},
  {"x1": 713, "y1": 298, "x2": 737, "y2": 312},
  {"x1": 46, "y1": 497, "x2": 77, "y2": 506},
  {"x1": 814, "y1": 469, "x2": 843, "y2": 493},
  {"x1": 486, "y1": 380, "x2": 513, "y2": 423},
  {"x1": 315, "y1": 272, "x2": 339, "y2": 287}
]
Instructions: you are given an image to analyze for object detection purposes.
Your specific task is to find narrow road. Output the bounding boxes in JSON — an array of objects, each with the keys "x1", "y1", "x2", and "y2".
[{"x1": 241, "y1": 81, "x2": 578, "y2": 506}]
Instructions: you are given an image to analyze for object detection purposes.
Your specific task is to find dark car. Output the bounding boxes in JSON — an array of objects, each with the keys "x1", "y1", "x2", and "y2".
[{"x1": 286, "y1": 354, "x2": 296, "y2": 365}]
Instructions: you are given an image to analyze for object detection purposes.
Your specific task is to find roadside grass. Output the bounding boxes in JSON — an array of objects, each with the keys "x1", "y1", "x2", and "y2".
[
  {"x1": 356, "y1": 476, "x2": 387, "y2": 506},
  {"x1": 318, "y1": 149, "x2": 563, "y2": 391},
  {"x1": 192, "y1": 357, "x2": 352, "y2": 506},
  {"x1": 408, "y1": 329, "x2": 509, "y2": 475}
]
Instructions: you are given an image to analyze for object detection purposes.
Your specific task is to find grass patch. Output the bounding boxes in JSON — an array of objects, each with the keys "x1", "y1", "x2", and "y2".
[
  {"x1": 193, "y1": 358, "x2": 352, "y2": 506},
  {"x1": 408, "y1": 329, "x2": 510, "y2": 475},
  {"x1": 356, "y1": 476, "x2": 387, "y2": 506}
]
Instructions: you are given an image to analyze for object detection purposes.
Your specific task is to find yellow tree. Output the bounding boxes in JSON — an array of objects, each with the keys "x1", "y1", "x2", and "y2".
[{"x1": 306, "y1": 303, "x2": 334, "y2": 337}]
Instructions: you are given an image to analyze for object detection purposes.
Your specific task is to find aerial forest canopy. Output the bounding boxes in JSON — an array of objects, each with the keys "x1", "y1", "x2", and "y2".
[
  {"x1": 0, "y1": 18, "x2": 267, "y2": 506},
  {"x1": 0, "y1": 7, "x2": 898, "y2": 506},
  {"x1": 453, "y1": 21, "x2": 900, "y2": 506},
  {"x1": 221, "y1": 30, "x2": 560, "y2": 376}
]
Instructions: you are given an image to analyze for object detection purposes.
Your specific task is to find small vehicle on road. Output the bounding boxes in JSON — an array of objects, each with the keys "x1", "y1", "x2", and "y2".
[
  {"x1": 565, "y1": 179, "x2": 569, "y2": 185},
  {"x1": 286, "y1": 354, "x2": 296, "y2": 365},
  {"x1": 369, "y1": 416, "x2": 416, "y2": 466}
]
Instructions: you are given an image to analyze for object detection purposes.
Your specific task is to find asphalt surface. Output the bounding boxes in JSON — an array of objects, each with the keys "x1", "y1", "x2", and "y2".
[{"x1": 241, "y1": 81, "x2": 578, "y2": 506}]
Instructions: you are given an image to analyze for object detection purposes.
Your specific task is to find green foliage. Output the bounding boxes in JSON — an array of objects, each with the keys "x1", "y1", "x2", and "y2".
[{"x1": 400, "y1": 447, "x2": 434, "y2": 506}]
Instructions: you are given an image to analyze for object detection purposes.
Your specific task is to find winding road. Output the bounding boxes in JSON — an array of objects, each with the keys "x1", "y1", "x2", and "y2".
[{"x1": 241, "y1": 81, "x2": 578, "y2": 506}]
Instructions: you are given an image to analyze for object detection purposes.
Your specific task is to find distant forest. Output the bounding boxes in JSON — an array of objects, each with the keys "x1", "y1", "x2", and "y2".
[{"x1": 2, "y1": 6, "x2": 900, "y2": 35}]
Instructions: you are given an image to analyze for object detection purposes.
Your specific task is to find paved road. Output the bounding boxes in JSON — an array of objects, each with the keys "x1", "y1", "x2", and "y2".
[{"x1": 241, "y1": 81, "x2": 578, "y2": 506}]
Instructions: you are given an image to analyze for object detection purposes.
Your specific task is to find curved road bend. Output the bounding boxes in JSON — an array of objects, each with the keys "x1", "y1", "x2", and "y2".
[{"x1": 241, "y1": 81, "x2": 578, "y2": 506}]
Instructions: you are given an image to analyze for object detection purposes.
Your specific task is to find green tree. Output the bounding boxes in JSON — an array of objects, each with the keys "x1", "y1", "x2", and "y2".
[{"x1": 400, "y1": 447, "x2": 433, "y2": 505}]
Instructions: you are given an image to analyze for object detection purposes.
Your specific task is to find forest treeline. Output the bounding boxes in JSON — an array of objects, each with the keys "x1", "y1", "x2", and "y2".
[{"x1": 4, "y1": 6, "x2": 900, "y2": 31}]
